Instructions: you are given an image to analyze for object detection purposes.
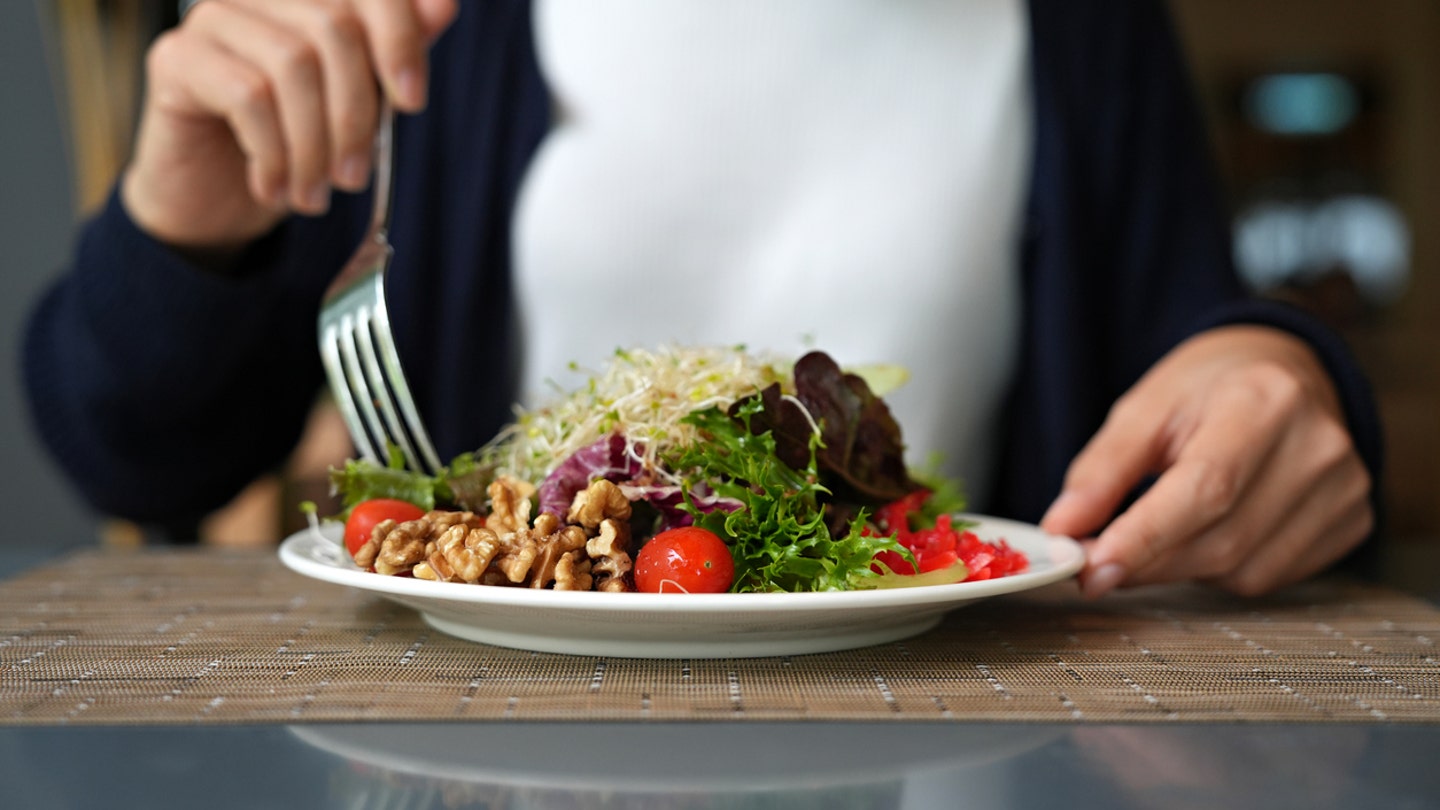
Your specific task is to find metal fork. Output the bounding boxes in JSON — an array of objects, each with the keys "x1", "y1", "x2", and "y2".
[{"x1": 318, "y1": 100, "x2": 442, "y2": 475}]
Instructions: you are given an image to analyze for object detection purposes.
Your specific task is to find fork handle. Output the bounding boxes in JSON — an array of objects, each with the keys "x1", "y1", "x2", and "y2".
[{"x1": 370, "y1": 99, "x2": 396, "y2": 238}]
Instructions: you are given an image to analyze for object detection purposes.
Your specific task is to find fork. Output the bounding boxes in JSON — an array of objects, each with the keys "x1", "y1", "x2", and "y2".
[{"x1": 317, "y1": 100, "x2": 443, "y2": 476}]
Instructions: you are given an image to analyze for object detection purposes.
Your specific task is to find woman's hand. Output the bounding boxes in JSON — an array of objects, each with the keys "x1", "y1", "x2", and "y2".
[
  {"x1": 120, "y1": 0, "x2": 458, "y2": 254},
  {"x1": 1041, "y1": 325, "x2": 1374, "y2": 598}
]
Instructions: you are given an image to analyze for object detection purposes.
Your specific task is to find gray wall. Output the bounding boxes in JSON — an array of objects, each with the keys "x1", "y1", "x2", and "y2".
[{"x1": 1, "y1": 1, "x2": 100, "y2": 551}]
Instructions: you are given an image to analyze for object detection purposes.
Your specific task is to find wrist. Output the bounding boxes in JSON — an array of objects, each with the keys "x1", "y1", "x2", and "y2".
[
  {"x1": 1201, "y1": 324, "x2": 1346, "y2": 423},
  {"x1": 119, "y1": 164, "x2": 278, "y2": 270}
]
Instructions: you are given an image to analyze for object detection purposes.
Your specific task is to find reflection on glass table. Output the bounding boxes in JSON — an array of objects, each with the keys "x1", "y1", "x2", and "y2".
[{"x1": 4, "y1": 722, "x2": 1437, "y2": 810}]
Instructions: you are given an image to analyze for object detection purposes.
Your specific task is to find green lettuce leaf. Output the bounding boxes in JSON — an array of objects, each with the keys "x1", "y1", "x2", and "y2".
[
  {"x1": 327, "y1": 444, "x2": 502, "y2": 517},
  {"x1": 328, "y1": 457, "x2": 439, "y2": 514},
  {"x1": 665, "y1": 401, "x2": 904, "y2": 593}
]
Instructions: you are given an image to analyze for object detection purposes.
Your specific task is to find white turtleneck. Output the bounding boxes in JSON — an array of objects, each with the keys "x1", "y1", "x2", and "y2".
[{"x1": 512, "y1": 0, "x2": 1030, "y2": 505}]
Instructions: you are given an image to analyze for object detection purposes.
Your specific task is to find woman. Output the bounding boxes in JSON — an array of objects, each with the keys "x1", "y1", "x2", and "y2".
[{"x1": 22, "y1": 0, "x2": 1381, "y2": 597}]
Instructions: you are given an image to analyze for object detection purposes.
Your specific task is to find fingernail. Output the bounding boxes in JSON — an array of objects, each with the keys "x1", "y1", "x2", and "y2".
[
  {"x1": 1083, "y1": 563, "x2": 1127, "y2": 599},
  {"x1": 304, "y1": 182, "x2": 330, "y2": 212},
  {"x1": 396, "y1": 67, "x2": 424, "y2": 109},
  {"x1": 337, "y1": 155, "x2": 368, "y2": 190}
]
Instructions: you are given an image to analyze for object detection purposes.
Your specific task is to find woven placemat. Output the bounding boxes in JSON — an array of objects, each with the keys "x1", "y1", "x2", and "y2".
[{"x1": 2, "y1": 549, "x2": 1437, "y2": 725}]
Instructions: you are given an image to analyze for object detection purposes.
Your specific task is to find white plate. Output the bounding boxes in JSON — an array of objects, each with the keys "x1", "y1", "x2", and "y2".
[{"x1": 278, "y1": 515, "x2": 1083, "y2": 658}]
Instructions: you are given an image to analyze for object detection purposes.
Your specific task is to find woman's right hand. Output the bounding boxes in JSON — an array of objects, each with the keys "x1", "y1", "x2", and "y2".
[{"x1": 121, "y1": 0, "x2": 458, "y2": 254}]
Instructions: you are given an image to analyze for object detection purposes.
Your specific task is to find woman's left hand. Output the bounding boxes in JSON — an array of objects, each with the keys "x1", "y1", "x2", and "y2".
[{"x1": 1040, "y1": 325, "x2": 1374, "y2": 598}]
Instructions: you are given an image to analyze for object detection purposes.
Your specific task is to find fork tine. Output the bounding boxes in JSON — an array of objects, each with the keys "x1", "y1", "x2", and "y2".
[
  {"x1": 336, "y1": 309, "x2": 395, "y2": 467},
  {"x1": 354, "y1": 277, "x2": 433, "y2": 474},
  {"x1": 352, "y1": 310, "x2": 418, "y2": 470},
  {"x1": 320, "y1": 320, "x2": 382, "y2": 465},
  {"x1": 370, "y1": 284, "x2": 443, "y2": 475}
]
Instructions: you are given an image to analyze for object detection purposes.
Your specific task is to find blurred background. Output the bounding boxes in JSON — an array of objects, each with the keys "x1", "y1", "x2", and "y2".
[{"x1": 1, "y1": 1, "x2": 1436, "y2": 587}]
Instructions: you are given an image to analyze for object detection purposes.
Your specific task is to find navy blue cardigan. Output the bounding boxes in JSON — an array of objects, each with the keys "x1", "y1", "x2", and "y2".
[{"x1": 23, "y1": 0, "x2": 1382, "y2": 543}]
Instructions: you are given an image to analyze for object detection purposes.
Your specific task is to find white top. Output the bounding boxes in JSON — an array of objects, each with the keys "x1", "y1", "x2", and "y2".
[{"x1": 512, "y1": 0, "x2": 1030, "y2": 505}]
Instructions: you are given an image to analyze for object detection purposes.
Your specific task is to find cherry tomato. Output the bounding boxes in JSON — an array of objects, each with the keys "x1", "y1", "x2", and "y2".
[
  {"x1": 344, "y1": 498, "x2": 426, "y2": 559},
  {"x1": 635, "y1": 526, "x2": 735, "y2": 594}
]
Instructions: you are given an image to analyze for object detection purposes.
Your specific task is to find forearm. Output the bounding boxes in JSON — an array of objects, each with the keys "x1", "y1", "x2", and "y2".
[{"x1": 22, "y1": 187, "x2": 365, "y2": 523}]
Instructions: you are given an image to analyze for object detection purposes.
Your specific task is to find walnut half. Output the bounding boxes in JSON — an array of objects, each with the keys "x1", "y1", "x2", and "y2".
[
  {"x1": 485, "y1": 475, "x2": 536, "y2": 535},
  {"x1": 587, "y1": 518, "x2": 634, "y2": 592},
  {"x1": 567, "y1": 479, "x2": 631, "y2": 529}
]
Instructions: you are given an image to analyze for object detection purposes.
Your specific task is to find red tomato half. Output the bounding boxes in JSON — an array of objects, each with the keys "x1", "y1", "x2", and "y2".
[
  {"x1": 635, "y1": 527, "x2": 735, "y2": 594},
  {"x1": 344, "y1": 498, "x2": 426, "y2": 559}
]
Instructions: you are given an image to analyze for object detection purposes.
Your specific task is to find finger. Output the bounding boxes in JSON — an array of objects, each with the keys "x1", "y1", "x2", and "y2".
[
  {"x1": 146, "y1": 27, "x2": 289, "y2": 207},
  {"x1": 413, "y1": 0, "x2": 461, "y2": 40},
  {"x1": 1123, "y1": 478, "x2": 1296, "y2": 589},
  {"x1": 1211, "y1": 446, "x2": 1372, "y2": 596},
  {"x1": 1253, "y1": 498, "x2": 1372, "y2": 592},
  {"x1": 1124, "y1": 423, "x2": 1312, "y2": 587},
  {"x1": 1080, "y1": 382, "x2": 1293, "y2": 597},
  {"x1": 1218, "y1": 495, "x2": 1372, "y2": 596},
  {"x1": 352, "y1": 0, "x2": 432, "y2": 111},
  {"x1": 1128, "y1": 396, "x2": 1364, "y2": 591},
  {"x1": 187, "y1": 3, "x2": 332, "y2": 213},
  {"x1": 1040, "y1": 391, "x2": 1169, "y2": 541},
  {"x1": 245, "y1": 0, "x2": 379, "y2": 191}
]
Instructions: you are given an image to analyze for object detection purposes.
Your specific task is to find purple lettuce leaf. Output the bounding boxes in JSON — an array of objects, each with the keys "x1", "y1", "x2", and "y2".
[
  {"x1": 538, "y1": 434, "x2": 741, "y2": 531},
  {"x1": 537, "y1": 434, "x2": 643, "y2": 516},
  {"x1": 738, "y1": 351, "x2": 917, "y2": 505}
]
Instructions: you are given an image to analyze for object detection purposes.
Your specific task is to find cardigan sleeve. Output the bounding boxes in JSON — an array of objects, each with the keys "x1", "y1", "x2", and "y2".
[{"x1": 20, "y1": 188, "x2": 368, "y2": 524}]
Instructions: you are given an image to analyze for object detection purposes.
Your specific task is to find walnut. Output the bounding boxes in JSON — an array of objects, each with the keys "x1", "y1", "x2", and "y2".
[
  {"x1": 372, "y1": 518, "x2": 428, "y2": 576},
  {"x1": 368, "y1": 511, "x2": 485, "y2": 577},
  {"x1": 532, "y1": 512, "x2": 562, "y2": 537},
  {"x1": 485, "y1": 476, "x2": 536, "y2": 534},
  {"x1": 353, "y1": 528, "x2": 383, "y2": 571},
  {"x1": 478, "y1": 569, "x2": 510, "y2": 586},
  {"x1": 554, "y1": 552, "x2": 593, "y2": 591},
  {"x1": 428, "y1": 510, "x2": 484, "y2": 532},
  {"x1": 528, "y1": 525, "x2": 589, "y2": 590},
  {"x1": 435, "y1": 524, "x2": 505, "y2": 584},
  {"x1": 492, "y1": 532, "x2": 540, "y2": 584},
  {"x1": 587, "y1": 518, "x2": 634, "y2": 592},
  {"x1": 417, "y1": 550, "x2": 453, "y2": 581},
  {"x1": 567, "y1": 479, "x2": 631, "y2": 529},
  {"x1": 360, "y1": 488, "x2": 637, "y2": 592}
]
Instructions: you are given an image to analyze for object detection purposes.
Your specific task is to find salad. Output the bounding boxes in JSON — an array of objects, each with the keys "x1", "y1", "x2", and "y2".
[{"x1": 325, "y1": 345, "x2": 1026, "y2": 593}]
